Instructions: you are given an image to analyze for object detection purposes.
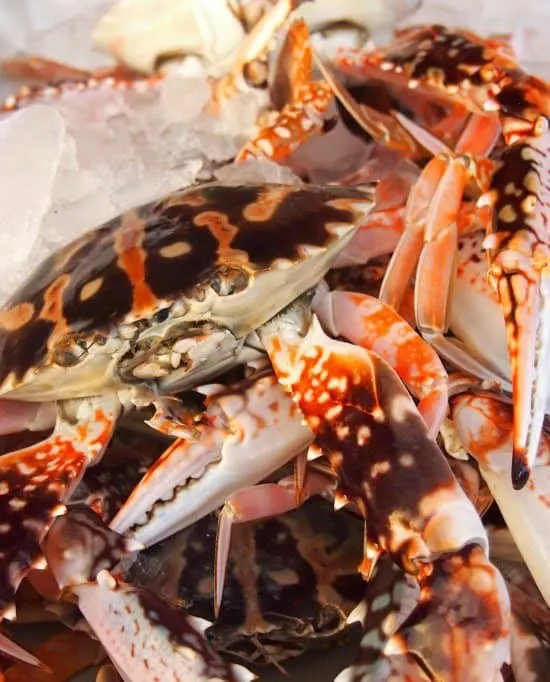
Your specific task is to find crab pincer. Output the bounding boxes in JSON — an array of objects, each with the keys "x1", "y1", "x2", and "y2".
[
  {"x1": 483, "y1": 133, "x2": 550, "y2": 489},
  {"x1": 43, "y1": 508, "x2": 253, "y2": 682},
  {"x1": 258, "y1": 302, "x2": 510, "y2": 680}
]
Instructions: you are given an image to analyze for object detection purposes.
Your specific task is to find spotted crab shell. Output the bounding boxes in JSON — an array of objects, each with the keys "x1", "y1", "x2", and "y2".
[{"x1": 0, "y1": 182, "x2": 374, "y2": 401}]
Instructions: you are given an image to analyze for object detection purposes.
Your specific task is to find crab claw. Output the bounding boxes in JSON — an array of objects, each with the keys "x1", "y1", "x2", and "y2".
[
  {"x1": 260, "y1": 303, "x2": 510, "y2": 679},
  {"x1": 111, "y1": 374, "x2": 312, "y2": 548},
  {"x1": 486, "y1": 254, "x2": 550, "y2": 488},
  {"x1": 484, "y1": 133, "x2": 550, "y2": 489},
  {"x1": 44, "y1": 506, "x2": 142, "y2": 590},
  {"x1": 387, "y1": 544, "x2": 510, "y2": 682},
  {"x1": 44, "y1": 507, "x2": 253, "y2": 682},
  {"x1": 0, "y1": 394, "x2": 119, "y2": 616},
  {"x1": 73, "y1": 571, "x2": 252, "y2": 682}
]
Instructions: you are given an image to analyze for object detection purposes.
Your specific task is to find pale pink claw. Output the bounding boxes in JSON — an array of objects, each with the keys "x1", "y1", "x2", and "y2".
[
  {"x1": 74, "y1": 571, "x2": 245, "y2": 682},
  {"x1": 214, "y1": 472, "x2": 330, "y2": 613}
]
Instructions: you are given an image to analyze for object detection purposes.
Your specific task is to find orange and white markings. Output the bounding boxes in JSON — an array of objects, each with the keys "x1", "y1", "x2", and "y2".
[
  {"x1": 1, "y1": 59, "x2": 163, "y2": 113},
  {"x1": 262, "y1": 315, "x2": 508, "y2": 680},
  {"x1": 333, "y1": 24, "x2": 550, "y2": 491},
  {"x1": 386, "y1": 544, "x2": 510, "y2": 682},
  {"x1": 0, "y1": 394, "x2": 119, "y2": 617},
  {"x1": 237, "y1": 18, "x2": 335, "y2": 163},
  {"x1": 237, "y1": 81, "x2": 334, "y2": 162},
  {"x1": 314, "y1": 288, "x2": 448, "y2": 435},
  {"x1": 115, "y1": 211, "x2": 157, "y2": 314}
]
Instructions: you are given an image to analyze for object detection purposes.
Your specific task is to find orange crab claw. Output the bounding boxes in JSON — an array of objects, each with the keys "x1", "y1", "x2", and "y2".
[
  {"x1": 0, "y1": 395, "x2": 119, "y2": 616},
  {"x1": 260, "y1": 309, "x2": 510, "y2": 678},
  {"x1": 483, "y1": 133, "x2": 550, "y2": 488},
  {"x1": 260, "y1": 313, "x2": 487, "y2": 568}
]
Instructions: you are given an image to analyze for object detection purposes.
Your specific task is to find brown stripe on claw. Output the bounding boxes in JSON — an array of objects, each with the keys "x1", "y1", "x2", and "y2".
[{"x1": 484, "y1": 134, "x2": 550, "y2": 487}]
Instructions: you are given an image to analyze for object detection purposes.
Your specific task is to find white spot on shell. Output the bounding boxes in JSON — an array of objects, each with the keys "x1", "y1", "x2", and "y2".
[{"x1": 159, "y1": 241, "x2": 192, "y2": 258}]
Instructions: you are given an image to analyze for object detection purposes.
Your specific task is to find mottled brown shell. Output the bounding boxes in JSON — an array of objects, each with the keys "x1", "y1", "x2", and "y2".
[
  {"x1": 0, "y1": 183, "x2": 371, "y2": 394},
  {"x1": 362, "y1": 25, "x2": 549, "y2": 124}
]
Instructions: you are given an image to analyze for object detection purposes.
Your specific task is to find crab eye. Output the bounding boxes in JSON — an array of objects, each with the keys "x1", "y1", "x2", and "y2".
[
  {"x1": 153, "y1": 309, "x2": 170, "y2": 324},
  {"x1": 210, "y1": 266, "x2": 250, "y2": 296},
  {"x1": 53, "y1": 334, "x2": 88, "y2": 367}
]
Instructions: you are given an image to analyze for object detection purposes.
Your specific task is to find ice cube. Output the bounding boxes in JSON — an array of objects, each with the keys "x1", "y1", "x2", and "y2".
[{"x1": 0, "y1": 105, "x2": 66, "y2": 303}]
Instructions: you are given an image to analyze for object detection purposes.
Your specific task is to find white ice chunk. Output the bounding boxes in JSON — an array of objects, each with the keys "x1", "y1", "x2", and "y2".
[
  {"x1": 0, "y1": 0, "x2": 114, "y2": 70},
  {"x1": 0, "y1": 67, "x2": 265, "y2": 305},
  {"x1": 0, "y1": 105, "x2": 65, "y2": 297},
  {"x1": 215, "y1": 158, "x2": 302, "y2": 185}
]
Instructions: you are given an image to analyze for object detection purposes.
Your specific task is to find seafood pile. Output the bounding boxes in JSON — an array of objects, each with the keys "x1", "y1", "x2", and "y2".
[{"x1": 0, "y1": 0, "x2": 549, "y2": 680}]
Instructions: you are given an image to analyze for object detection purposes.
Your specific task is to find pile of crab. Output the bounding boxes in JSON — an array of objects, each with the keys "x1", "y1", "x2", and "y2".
[{"x1": 0, "y1": 0, "x2": 549, "y2": 680}]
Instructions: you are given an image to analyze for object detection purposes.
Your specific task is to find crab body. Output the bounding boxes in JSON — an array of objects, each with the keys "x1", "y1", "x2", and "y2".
[{"x1": 0, "y1": 183, "x2": 367, "y2": 402}]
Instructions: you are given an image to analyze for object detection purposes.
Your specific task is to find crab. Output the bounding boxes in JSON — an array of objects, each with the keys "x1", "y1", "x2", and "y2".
[
  {"x1": 126, "y1": 496, "x2": 366, "y2": 673},
  {"x1": 0, "y1": 173, "x2": 513, "y2": 679},
  {"x1": 92, "y1": 0, "x2": 421, "y2": 80},
  {"x1": 0, "y1": 180, "x2": 374, "y2": 617}
]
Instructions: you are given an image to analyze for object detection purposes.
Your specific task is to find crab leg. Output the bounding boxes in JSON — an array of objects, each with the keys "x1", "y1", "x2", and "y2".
[
  {"x1": 214, "y1": 470, "x2": 334, "y2": 612},
  {"x1": 483, "y1": 133, "x2": 550, "y2": 487},
  {"x1": 313, "y1": 284, "x2": 449, "y2": 435},
  {"x1": 336, "y1": 556, "x2": 425, "y2": 682},
  {"x1": 0, "y1": 631, "x2": 44, "y2": 669},
  {"x1": 0, "y1": 394, "x2": 120, "y2": 617},
  {"x1": 237, "y1": 19, "x2": 335, "y2": 162},
  {"x1": 111, "y1": 374, "x2": 313, "y2": 547},
  {"x1": 258, "y1": 306, "x2": 510, "y2": 679},
  {"x1": 0, "y1": 630, "x2": 105, "y2": 682},
  {"x1": 450, "y1": 391, "x2": 550, "y2": 605}
]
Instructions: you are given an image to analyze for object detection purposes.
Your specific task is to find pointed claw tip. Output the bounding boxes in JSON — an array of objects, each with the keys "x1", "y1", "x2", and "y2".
[{"x1": 511, "y1": 451, "x2": 530, "y2": 489}]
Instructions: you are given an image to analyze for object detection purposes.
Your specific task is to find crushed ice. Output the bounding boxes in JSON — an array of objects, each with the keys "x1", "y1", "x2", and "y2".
[
  {"x1": 1, "y1": 0, "x2": 550, "y2": 307},
  {"x1": 0, "y1": 67, "x2": 264, "y2": 305}
]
